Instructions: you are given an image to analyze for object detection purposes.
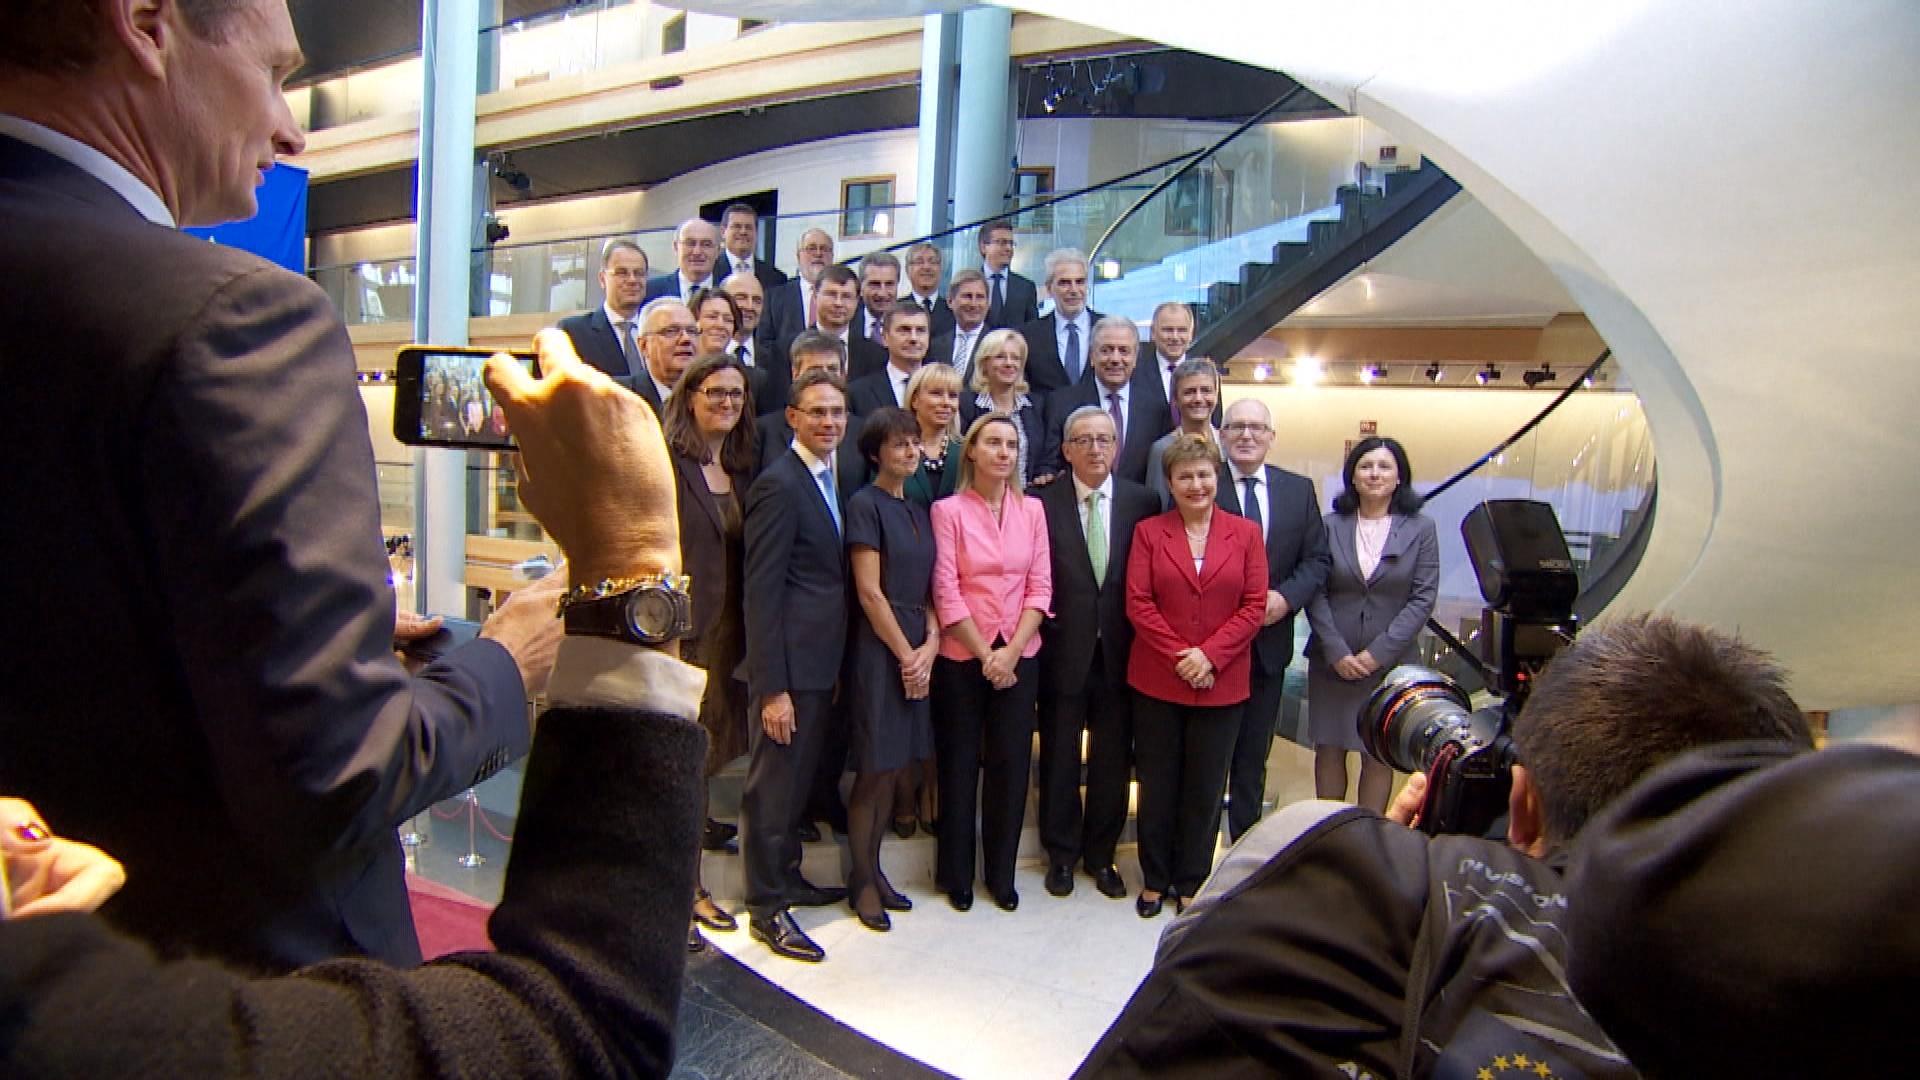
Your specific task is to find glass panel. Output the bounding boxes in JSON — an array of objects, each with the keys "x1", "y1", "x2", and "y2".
[{"x1": 312, "y1": 257, "x2": 417, "y2": 326}]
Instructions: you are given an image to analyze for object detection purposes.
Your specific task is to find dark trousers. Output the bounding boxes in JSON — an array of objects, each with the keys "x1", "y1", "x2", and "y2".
[
  {"x1": 933, "y1": 655, "x2": 1039, "y2": 896},
  {"x1": 741, "y1": 690, "x2": 834, "y2": 919},
  {"x1": 1037, "y1": 642, "x2": 1135, "y2": 870},
  {"x1": 1133, "y1": 693, "x2": 1241, "y2": 895},
  {"x1": 1226, "y1": 664, "x2": 1288, "y2": 842},
  {"x1": 804, "y1": 698, "x2": 851, "y2": 829}
]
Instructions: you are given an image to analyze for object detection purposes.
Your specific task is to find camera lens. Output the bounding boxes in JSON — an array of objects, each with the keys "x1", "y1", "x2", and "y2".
[{"x1": 1360, "y1": 665, "x2": 1475, "y2": 773}]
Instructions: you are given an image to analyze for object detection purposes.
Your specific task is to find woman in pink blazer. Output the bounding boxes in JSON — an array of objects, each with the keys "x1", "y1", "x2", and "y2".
[
  {"x1": 930, "y1": 413, "x2": 1052, "y2": 914},
  {"x1": 1125, "y1": 434, "x2": 1267, "y2": 917}
]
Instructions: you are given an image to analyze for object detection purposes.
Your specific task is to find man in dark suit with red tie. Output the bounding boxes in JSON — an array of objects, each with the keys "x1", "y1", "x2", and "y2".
[
  {"x1": 1037, "y1": 407, "x2": 1161, "y2": 900},
  {"x1": 981, "y1": 219, "x2": 1040, "y2": 330},
  {"x1": 1214, "y1": 398, "x2": 1331, "y2": 840},
  {"x1": 557, "y1": 238, "x2": 650, "y2": 383}
]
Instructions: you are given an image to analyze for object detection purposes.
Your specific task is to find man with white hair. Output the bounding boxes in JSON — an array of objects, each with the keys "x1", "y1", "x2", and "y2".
[{"x1": 1019, "y1": 247, "x2": 1107, "y2": 394}]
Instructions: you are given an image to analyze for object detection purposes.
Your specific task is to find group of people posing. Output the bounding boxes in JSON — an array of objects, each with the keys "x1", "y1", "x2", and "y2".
[{"x1": 561, "y1": 212, "x2": 1442, "y2": 964}]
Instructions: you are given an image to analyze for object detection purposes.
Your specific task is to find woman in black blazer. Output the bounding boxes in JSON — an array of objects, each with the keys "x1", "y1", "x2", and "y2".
[
  {"x1": 958, "y1": 328, "x2": 1048, "y2": 486},
  {"x1": 1303, "y1": 436, "x2": 1439, "y2": 812},
  {"x1": 664, "y1": 353, "x2": 759, "y2": 941}
]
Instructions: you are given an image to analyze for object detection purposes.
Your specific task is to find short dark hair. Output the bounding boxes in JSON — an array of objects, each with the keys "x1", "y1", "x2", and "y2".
[
  {"x1": 788, "y1": 367, "x2": 847, "y2": 410},
  {"x1": 788, "y1": 330, "x2": 845, "y2": 375},
  {"x1": 980, "y1": 220, "x2": 1015, "y2": 245},
  {"x1": 1513, "y1": 612, "x2": 1813, "y2": 848},
  {"x1": 1331, "y1": 436, "x2": 1423, "y2": 515},
  {"x1": 688, "y1": 286, "x2": 742, "y2": 338},
  {"x1": 662, "y1": 354, "x2": 758, "y2": 474},
  {"x1": 1, "y1": 0, "x2": 249, "y2": 75},
  {"x1": 857, "y1": 407, "x2": 920, "y2": 467},
  {"x1": 722, "y1": 202, "x2": 758, "y2": 224},
  {"x1": 818, "y1": 264, "x2": 859, "y2": 291},
  {"x1": 882, "y1": 299, "x2": 930, "y2": 334}
]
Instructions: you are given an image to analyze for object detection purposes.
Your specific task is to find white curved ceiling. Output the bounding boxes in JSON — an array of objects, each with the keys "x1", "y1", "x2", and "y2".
[{"x1": 992, "y1": 0, "x2": 1920, "y2": 708}]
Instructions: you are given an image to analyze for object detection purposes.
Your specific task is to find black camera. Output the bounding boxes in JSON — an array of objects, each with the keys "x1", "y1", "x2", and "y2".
[{"x1": 1358, "y1": 500, "x2": 1579, "y2": 836}]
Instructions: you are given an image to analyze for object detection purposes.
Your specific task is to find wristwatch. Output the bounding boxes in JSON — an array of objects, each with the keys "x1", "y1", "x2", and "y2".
[{"x1": 561, "y1": 573, "x2": 694, "y2": 646}]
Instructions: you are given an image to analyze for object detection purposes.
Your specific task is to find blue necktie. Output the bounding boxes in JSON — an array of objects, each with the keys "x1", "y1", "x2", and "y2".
[{"x1": 819, "y1": 465, "x2": 842, "y2": 535}]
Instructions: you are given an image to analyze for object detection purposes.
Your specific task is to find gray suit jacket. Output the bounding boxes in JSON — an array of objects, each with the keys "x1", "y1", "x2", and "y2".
[{"x1": 1304, "y1": 511, "x2": 1440, "y2": 668}]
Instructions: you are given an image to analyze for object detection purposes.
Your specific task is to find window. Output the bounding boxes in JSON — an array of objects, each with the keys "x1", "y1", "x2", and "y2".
[
  {"x1": 840, "y1": 176, "x2": 895, "y2": 239},
  {"x1": 661, "y1": 13, "x2": 686, "y2": 55},
  {"x1": 1013, "y1": 166, "x2": 1055, "y2": 232},
  {"x1": 739, "y1": 18, "x2": 770, "y2": 34}
]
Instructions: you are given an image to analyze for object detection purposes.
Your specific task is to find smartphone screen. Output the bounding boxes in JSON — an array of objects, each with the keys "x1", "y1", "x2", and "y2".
[{"x1": 392, "y1": 345, "x2": 536, "y2": 451}]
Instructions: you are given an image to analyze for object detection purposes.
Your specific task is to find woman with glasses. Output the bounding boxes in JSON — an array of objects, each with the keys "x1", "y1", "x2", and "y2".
[
  {"x1": 959, "y1": 329, "x2": 1046, "y2": 486},
  {"x1": 930, "y1": 414, "x2": 1052, "y2": 912},
  {"x1": 663, "y1": 354, "x2": 758, "y2": 947},
  {"x1": 842, "y1": 408, "x2": 940, "y2": 931},
  {"x1": 1304, "y1": 436, "x2": 1439, "y2": 812}
]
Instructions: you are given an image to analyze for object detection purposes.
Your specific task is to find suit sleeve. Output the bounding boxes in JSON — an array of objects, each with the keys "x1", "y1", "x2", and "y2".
[
  {"x1": 742, "y1": 468, "x2": 798, "y2": 700},
  {"x1": 1198, "y1": 523, "x2": 1269, "y2": 671},
  {"x1": 1362, "y1": 515, "x2": 1440, "y2": 662},
  {"x1": 0, "y1": 701, "x2": 706, "y2": 1080},
  {"x1": 1274, "y1": 478, "x2": 1331, "y2": 613},
  {"x1": 1125, "y1": 523, "x2": 1194, "y2": 662},
  {"x1": 137, "y1": 267, "x2": 526, "y2": 864},
  {"x1": 1303, "y1": 516, "x2": 1352, "y2": 661}
]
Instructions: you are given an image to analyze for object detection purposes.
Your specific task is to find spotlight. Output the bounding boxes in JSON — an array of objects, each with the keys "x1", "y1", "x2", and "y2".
[
  {"x1": 1475, "y1": 363, "x2": 1501, "y2": 386},
  {"x1": 484, "y1": 216, "x2": 510, "y2": 245},
  {"x1": 1522, "y1": 364, "x2": 1557, "y2": 388},
  {"x1": 1290, "y1": 356, "x2": 1323, "y2": 386},
  {"x1": 1359, "y1": 363, "x2": 1387, "y2": 385},
  {"x1": 1252, "y1": 362, "x2": 1273, "y2": 382},
  {"x1": 1424, "y1": 362, "x2": 1443, "y2": 383}
]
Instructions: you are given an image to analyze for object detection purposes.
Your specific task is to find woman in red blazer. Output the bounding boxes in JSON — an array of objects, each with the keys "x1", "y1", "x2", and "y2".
[{"x1": 1125, "y1": 434, "x2": 1268, "y2": 917}]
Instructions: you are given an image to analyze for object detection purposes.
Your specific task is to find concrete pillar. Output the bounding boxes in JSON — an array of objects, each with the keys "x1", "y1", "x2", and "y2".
[
  {"x1": 952, "y1": 7, "x2": 1016, "y2": 247},
  {"x1": 915, "y1": 14, "x2": 961, "y2": 239},
  {"x1": 411, "y1": 0, "x2": 481, "y2": 618}
]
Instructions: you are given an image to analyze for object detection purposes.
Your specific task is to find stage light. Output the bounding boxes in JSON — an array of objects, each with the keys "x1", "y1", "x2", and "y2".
[
  {"x1": 1475, "y1": 363, "x2": 1502, "y2": 386},
  {"x1": 1290, "y1": 356, "x2": 1323, "y2": 386},
  {"x1": 1359, "y1": 363, "x2": 1387, "y2": 384},
  {"x1": 1252, "y1": 362, "x2": 1273, "y2": 382},
  {"x1": 1424, "y1": 362, "x2": 1443, "y2": 383},
  {"x1": 1522, "y1": 364, "x2": 1557, "y2": 388}
]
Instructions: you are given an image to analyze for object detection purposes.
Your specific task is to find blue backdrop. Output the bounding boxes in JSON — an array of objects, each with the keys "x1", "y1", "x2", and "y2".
[{"x1": 185, "y1": 163, "x2": 308, "y2": 273}]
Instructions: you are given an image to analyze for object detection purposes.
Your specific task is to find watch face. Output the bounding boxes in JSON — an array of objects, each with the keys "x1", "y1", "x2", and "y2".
[{"x1": 627, "y1": 588, "x2": 679, "y2": 641}]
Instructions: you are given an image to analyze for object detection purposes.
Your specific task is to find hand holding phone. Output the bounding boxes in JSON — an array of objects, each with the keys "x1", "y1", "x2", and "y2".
[{"x1": 392, "y1": 345, "x2": 538, "y2": 450}]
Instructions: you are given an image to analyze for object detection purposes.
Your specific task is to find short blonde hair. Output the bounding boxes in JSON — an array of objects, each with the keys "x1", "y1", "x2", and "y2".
[
  {"x1": 906, "y1": 362, "x2": 964, "y2": 443},
  {"x1": 1160, "y1": 432, "x2": 1222, "y2": 482},
  {"x1": 968, "y1": 328, "x2": 1031, "y2": 398}
]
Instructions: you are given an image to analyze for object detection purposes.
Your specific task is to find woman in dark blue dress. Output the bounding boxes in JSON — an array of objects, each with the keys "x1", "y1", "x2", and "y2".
[{"x1": 843, "y1": 408, "x2": 941, "y2": 931}]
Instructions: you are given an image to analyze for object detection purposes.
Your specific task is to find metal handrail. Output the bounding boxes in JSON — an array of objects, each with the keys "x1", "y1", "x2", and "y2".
[{"x1": 1087, "y1": 84, "x2": 1310, "y2": 267}]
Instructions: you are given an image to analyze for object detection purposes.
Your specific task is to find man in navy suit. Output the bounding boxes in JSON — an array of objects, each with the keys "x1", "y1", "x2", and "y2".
[
  {"x1": 754, "y1": 332, "x2": 868, "y2": 492},
  {"x1": 1036, "y1": 407, "x2": 1161, "y2": 900},
  {"x1": 1039, "y1": 316, "x2": 1172, "y2": 485},
  {"x1": 903, "y1": 242, "x2": 957, "y2": 337},
  {"x1": 846, "y1": 302, "x2": 930, "y2": 416},
  {"x1": 762, "y1": 264, "x2": 885, "y2": 415},
  {"x1": 929, "y1": 269, "x2": 992, "y2": 384},
  {"x1": 741, "y1": 369, "x2": 856, "y2": 964},
  {"x1": 980, "y1": 219, "x2": 1040, "y2": 329},
  {"x1": 719, "y1": 202, "x2": 788, "y2": 291},
  {"x1": 1019, "y1": 248, "x2": 1106, "y2": 395},
  {"x1": 0, "y1": 0, "x2": 542, "y2": 973},
  {"x1": 853, "y1": 252, "x2": 902, "y2": 347},
  {"x1": 643, "y1": 217, "x2": 721, "y2": 302},
  {"x1": 1215, "y1": 398, "x2": 1331, "y2": 840},
  {"x1": 558, "y1": 238, "x2": 649, "y2": 382}
]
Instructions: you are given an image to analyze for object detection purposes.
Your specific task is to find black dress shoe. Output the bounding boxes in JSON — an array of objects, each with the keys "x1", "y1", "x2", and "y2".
[
  {"x1": 796, "y1": 822, "x2": 822, "y2": 844},
  {"x1": 703, "y1": 819, "x2": 739, "y2": 853},
  {"x1": 687, "y1": 925, "x2": 707, "y2": 953},
  {"x1": 788, "y1": 878, "x2": 848, "y2": 907},
  {"x1": 880, "y1": 889, "x2": 913, "y2": 912},
  {"x1": 750, "y1": 910, "x2": 825, "y2": 963},
  {"x1": 854, "y1": 906, "x2": 892, "y2": 933},
  {"x1": 993, "y1": 888, "x2": 1020, "y2": 912},
  {"x1": 948, "y1": 888, "x2": 974, "y2": 912},
  {"x1": 1088, "y1": 865, "x2": 1128, "y2": 899},
  {"x1": 1136, "y1": 892, "x2": 1165, "y2": 919},
  {"x1": 1045, "y1": 865, "x2": 1074, "y2": 897},
  {"x1": 892, "y1": 816, "x2": 918, "y2": 839}
]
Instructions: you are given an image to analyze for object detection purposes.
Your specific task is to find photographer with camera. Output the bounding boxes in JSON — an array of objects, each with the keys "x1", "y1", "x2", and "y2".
[{"x1": 1074, "y1": 612, "x2": 1813, "y2": 1079}]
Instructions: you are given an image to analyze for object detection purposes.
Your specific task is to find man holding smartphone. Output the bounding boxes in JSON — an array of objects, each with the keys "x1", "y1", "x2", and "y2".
[{"x1": 0, "y1": 0, "x2": 560, "y2": 973}]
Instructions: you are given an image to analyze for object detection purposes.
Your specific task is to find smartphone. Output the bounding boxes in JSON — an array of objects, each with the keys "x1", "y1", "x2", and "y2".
[{"x1": 391, "y1": 344, "x2": 537, "y2": 451}]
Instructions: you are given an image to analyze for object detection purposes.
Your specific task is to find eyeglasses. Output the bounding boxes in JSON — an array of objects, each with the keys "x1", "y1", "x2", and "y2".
[
  {"x1": 796, "y1": 406, "x2": 848, "y2": 420},
  {"x1": 647, "y1": 325, "x2": 698, "y2": 340},
  {"x1": 799, "y1": 243, "x2": 835, "y2": 255},
  {"x1": 699, "y1": 386, "x2": 746, "y2": 403},
  {"x1": 1223, "y1": 423, "x2": 1272, "y2": 436},
  {"x1": 1066, "y1": 434, "x2": 1118, "y2": 449}
]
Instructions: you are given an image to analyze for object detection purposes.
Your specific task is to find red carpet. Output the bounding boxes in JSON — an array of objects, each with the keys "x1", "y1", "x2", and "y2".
[{"x1": 406, "y1": 874, "x2": 496, "y2": 959}]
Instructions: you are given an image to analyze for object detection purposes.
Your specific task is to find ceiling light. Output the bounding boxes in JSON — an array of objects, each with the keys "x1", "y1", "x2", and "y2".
[
  {"x1": 1099, "y1": 259, "x2": 1121, "y2": 280},
  {"x1": 1252, "y1": 362, "x2": 1272, "y2": 382},
  {"x1": 1359, "y1": 363, "x2": 1387, "y2": 384},
  {"x1": 1424, "y1": 362, "x2": 1443, "y2": 383},
  {"x1": 1522, "y1": 364, "x2": 1557, "y2": 388},
  {"x1": 1291, "y1": 356, "x2": 1323, "y2": 386},
  {"x1": 1475, "y1": 363, "x2": 1501, "y2": 386}
]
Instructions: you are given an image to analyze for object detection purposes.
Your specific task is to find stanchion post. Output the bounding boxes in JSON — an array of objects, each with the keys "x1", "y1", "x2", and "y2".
[{"x1": 456, "y1": 788, "x2": 486, "y2": 868}]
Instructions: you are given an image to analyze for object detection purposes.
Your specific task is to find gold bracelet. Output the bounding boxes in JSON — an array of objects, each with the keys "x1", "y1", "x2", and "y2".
[{"x1": 554, "y1": 572, "x2": 690, "y2": 617}]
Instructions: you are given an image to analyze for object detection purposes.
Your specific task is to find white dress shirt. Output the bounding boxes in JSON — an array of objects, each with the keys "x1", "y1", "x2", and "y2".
[
  {"x1": 1229, "y1": 464, "x2": 1270, "y2": 544},
  {"x1": 1073, "y1": 471, "x2": 1116, "y2": 544},
  {"x1": 1055, "y1": 310, "x2": 1093, "y2": 374},
  {"x1": 731, "y1": 336, "x2": 757, "y2": 368},
  {"x1": 1157, "y1": 352, "x2": 1187, "y2": 403},
  {"x1": 676, "y1": 271, "x2": 714, "y2": 299},
  {"x1": 604, "y1": 303, "x2": 643, "y2": 378},
  {"x1": 950, "y1": 323, "x2": 983, "y2": 380},
  {"x1": 887, "y1": 364, "x2": 914, "y2": 408}
]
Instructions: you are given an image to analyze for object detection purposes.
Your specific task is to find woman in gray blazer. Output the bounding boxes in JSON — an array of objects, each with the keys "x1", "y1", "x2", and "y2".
[{"x1": 1303, "y1": 437, "x2": 1439, "y2": 812}]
